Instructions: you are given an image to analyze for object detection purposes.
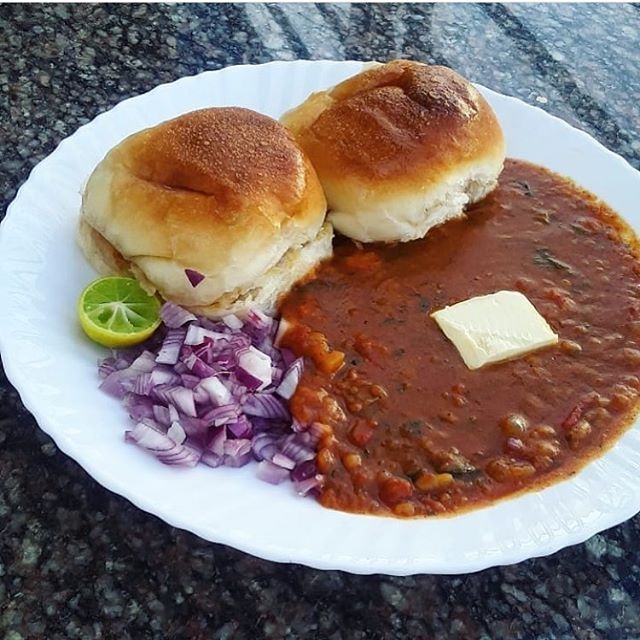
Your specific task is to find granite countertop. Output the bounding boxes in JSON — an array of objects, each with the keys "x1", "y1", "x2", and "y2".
[{"x1": 1, "y1": 4, "x2": 640, "y2": 639}]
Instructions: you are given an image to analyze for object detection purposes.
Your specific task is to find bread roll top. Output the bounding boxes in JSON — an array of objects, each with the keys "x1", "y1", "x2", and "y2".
[{"x1": 282, "y1": 60, "x2": 505, "y2": 243}]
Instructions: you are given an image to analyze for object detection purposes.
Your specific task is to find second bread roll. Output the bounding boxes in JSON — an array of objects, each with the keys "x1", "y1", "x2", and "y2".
[{"x1": 282, "y1": 60, "x2": 506, "y2": 243}]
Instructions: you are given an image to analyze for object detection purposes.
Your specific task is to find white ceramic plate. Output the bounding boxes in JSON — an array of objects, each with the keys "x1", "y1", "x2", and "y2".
[{"x1": 2, "y1": 60, "x2": 640, "y2": 576}]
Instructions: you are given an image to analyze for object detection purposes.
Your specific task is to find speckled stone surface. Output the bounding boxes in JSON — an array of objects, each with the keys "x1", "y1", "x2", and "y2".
[{"x1": 2, "y1": 4, "x2": 640, "y2": 639}]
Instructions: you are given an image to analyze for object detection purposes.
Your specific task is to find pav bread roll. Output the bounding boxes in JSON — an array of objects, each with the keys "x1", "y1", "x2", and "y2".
[
  {"x1": 78, "y1": 107, "x2": 331, "y2": 317},
  {"x1": 281, "y1": 60, "x2": 506, "y2": 243}
]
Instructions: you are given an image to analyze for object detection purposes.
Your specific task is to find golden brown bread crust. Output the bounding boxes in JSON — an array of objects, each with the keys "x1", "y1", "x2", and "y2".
[
  {"x1": 281, "y1": 60, "x2": 506, "y2": 242},
  {"x1": 283, "y1": 60, "x2": 503, "y2": 190},
  {"x1": 80, "y1": 107, "x2": 328, "y2": 310},
  {"x1": 114, "y1": 107, "x2": 305, "y2": 217}
]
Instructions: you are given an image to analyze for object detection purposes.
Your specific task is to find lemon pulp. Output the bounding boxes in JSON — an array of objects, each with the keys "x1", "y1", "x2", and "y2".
[{"x1": 78, "y1": 276, "x2": 161, "y2": 348}]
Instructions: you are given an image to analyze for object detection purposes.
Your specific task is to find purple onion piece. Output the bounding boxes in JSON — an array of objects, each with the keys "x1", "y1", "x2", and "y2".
[
  {"x1": 124, "y1": 394, "x2": 155, "y2": 421},
  {"x1": 201, "y1": 451, "x2": 223, "y2": 468},
  {"x1": 242, "y1": 393, "x2": 290, "y2": 420},
  {"x1": 181, "y1": 374, "x2": 202, "y2": 390},
  {"x1": 99, "y1": 367, "x2": 141, "y2": 399},
  {"x1": 251, "y1": 433, "x2": 279, "y2": 462},
  {"x1": 244, "y1": 308, "x2": 273, "y2": 342},
  {"x1": 279, "y1": 432, "x2": 315, "y2": 461},
  {"x1": 201, "y1": 403, "x2": 240, "y2": 427},
  {"x1": 178, "y1": 414, "x2": 210, "y2": 437},
  {"x1": 256, "y1": 460, "x2": 290, "y2": 485},
  {"x1": 152, "y1": 404, "x2": 171, "y2": 428},
  {"x1": 128, "y1": 351, "x2": 158, "y2": 373},
  {"x1": 291, "y1": 460, "x2": 317, "y2": 482},
  {"x1": 276, "y1": 358, "x2": 304, "y2": 400},
  {"x1": 294, "y1": 475, "x2": 324, "y2": 496},
  {"x1": 160, "y1": 302, "x2": 197, "y2": 328},
  {"x1": 223, "y1": 451, "x2": 253, "y2": 468},
  {"x1": 236, "y1": 346, "x2": 272, "y2": 391},
  {"x1": 150, "y1": 367, "x2": 181, "y2": 386},
  {"x1": 98, "y1": 357, "x2": 117, "y2": 379},
  {"x1": 182, "y1": 352, "x2": 217, "y2": 379},
  {"x1": 167, "y1": 421, "x2": 187, "y2": 445},
  {"x1": 97, "y1": 303, "x2": 314, "y2": 489},
  {"x1": 125, "y1": 420, "x2": 200, "y2": 467},
  {"x1": 197, "y1": 376, "x2": 232, "y2": 406},
  {"x1": 156, "y1": 329, "x2": 186, "y2": 365},
  {"x1": 272, "y1": 452, "x2": 296, "y2": 470},
  {"x1": 133, "y1": 372, "x2": 153, "y2": 396},
  {"x1": 227, "y1": 415, "x2": 253, "y2": 439},
  {"x1": 185, "y1": 268, "x2": 205, "y2": 287},
  {"x1": 222, "y1": 314, "x2": 244, "y2": 330},
  {"x1": 207, "y1": 426, "x2": 227, "y2": 457},
  {"x1": 184, "y1": 325, "x2": 226, "y2": 346},
  {"x1": 166, "y1": 386, "x2": 197, "y2": 418}
]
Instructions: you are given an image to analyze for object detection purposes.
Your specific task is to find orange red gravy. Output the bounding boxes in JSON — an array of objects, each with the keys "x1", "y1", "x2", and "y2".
[{"x1": 280, "y1": 160, "x2": 640, "y2": 517}]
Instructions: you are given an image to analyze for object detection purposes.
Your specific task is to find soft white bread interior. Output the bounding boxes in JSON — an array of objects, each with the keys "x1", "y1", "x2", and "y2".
[
  {"x1": 79, "y1": 107, "x2": 330, "y2": 316},
  {"x1": 78, "y1": 219, "x2": 333, "y2": 317},
  {"x1": 281, "y1": 60, "x2": 506, "y2": 243}
]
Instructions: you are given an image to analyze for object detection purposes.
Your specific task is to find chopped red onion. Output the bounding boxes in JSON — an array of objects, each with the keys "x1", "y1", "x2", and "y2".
[
  {"x1": 167, "y1": 421, "x2": 187, "y2": 445},
  {"x1": 237, "y1": 346, "x2": 272, "y2": 391},
  {"x1": 291, "y1": 418, "x2": 306, "y2": 433},
  {"x1": 201, "y1": 451, "x2": 223, "y2": 468},
  {"x1": 222, "y1": 314, "x2": 244, "y2": 330},
  {"x1": 227, "y1": 415, "x2": 253, "y2": 439},
  {"x1": 192, "y1": 338, "x2": 215, "y2": 361},
  {"x1": 97, "y1": 304, "x2": 321, "y2": 493},
  {"x1": 294, "y1": 475, "x2": 323, "y2": 496},
  {"x1": 276, "y1": 358, "x2": 304, "y2": 400},
  {"x1": 291, "y1": 459, "x2": 317, "y2": 482},
  {"x1": 99, "y1": 369, "x2": 135, "y2": 399},
  {"x1": 251, "y1": 433, "x2": 279, "y2": 461},
  {"x1": 150, "y1": 367, "x2": 181, "y2": 386},
  {"x1": 185, "y1": 268, "x2": 205, "y2": 287},
  {"x1": 125, "y1": 421, "x2": 200, "y2": 467},
  {"x1": 224, "y1": 452, "x2": 253, "y2": 468},
  {"x1": 98, "y1": 358, "x2": 117, "y2": 379},
  {"x1": 160, "y1": 303, "x2": 197, "y2": 328},
  {"x1": 224, "y1": 438, "x2": 252, "y2": 457},
  {"x1": 280, "y1": 438, "x2": 315, "y2": 464},
  {"x1": 207, "y1": 426, "x2": 227, "y2": 456},
  {"x1": 177, "y1": 414, "x2": 210, "y2": 437},
  {"x1": 152, "y1": 404, "x2": 171, "y2": 427},
  {"x1": 242, "y1": 393, "x2": 290, "y2": 420},
  {"x1": 181, "y1": 374, "x2": 202, "y2": 390},
  {"x1": 182, "y1": 352, "x2": 217, "y2": 378},
  {"x1": 184, "y1": 325, "x2": 226, "y2": 346},
  {"x1": 272, "y1": 452, "x2": 296, "y2": 470},
  {"x1": 156, "y1": 329, "x2": 186, "y2": 365},
  {"x1": 129, "y1": 351, "x2": 158, "y2": 373},
  {"x1": 201, "y1": 403, "x2": 240, "y2": 427},
  {"x1": 256, "y1": 460, "x2": 290, "y2": 484},
  {"x1": 223, "y1": 438, "x2": 252, "y2": 468},
  {"x1": 124, "y1": 394, "x2": 155, "y2": 421},
  {"x1": 165, "y1": 386, "x2": 197, "y2": 418},
  {"x1": 244, "y1": 308, "x2": 273, "y2": 341},
  {"x1": 197, "y1": 376, "x2": 232, "y2": 406},
  {"x1": 133, "y1": 373, "x2": 153, "y2": 396}
]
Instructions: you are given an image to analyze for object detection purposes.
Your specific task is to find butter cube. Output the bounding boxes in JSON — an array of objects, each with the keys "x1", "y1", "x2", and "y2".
[{"x1": 431, "y1": 290, "x2": 558, "y2": 370}]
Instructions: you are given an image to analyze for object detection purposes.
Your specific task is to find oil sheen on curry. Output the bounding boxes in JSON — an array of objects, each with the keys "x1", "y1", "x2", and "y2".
[{"x1": 279, "y1": 159, "x2": 640, "y2": 518}]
